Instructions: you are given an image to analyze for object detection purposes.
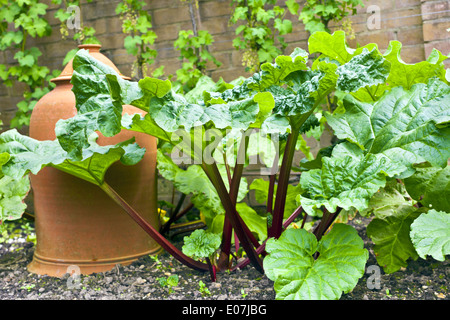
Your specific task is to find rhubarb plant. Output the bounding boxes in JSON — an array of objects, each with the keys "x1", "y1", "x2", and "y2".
[{"x1": 0, "y1": 31, "x2": 448, "y2": 300}]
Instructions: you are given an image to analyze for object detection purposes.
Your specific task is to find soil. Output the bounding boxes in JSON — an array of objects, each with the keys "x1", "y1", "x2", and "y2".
[{"x1": 0, "y1": 216, "x2": 448, "y2": 301}]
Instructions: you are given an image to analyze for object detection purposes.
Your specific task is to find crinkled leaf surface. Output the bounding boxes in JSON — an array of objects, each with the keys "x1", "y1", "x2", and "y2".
[
  {"x1": 182, "y1": 229, "x2": 221, "y2": 260},
  {"x1": 326, "y1": 79, "x2": 450, "y2": 177},
  {"x1": 309, "y1": 31, "x2": 448, "y2": 102},
  {"x1": 264, "y1": 224, "x2": 368, "y2": 300},
  {"x1": 248, "y1": 47, "x2": 309, "y2": 91},
  {"x1": 0, "y1": 175, "x2": 30, "y2": 223},
  {"x1": 367, "y1": 207, "x2": 422, "y2": 273},
  {"x1": 56, "y1": 49, "x2": 170, "y2": 159},
  {"x1": 404, "y1": 166, "x2": 450, "y2": 212},
  {"x1": 410, "y1": 209, "x2": 450, "y2": 261},
  {"x1": 298, "y1": 153, "x2": 405, "y2": 216},
  {"x1": 336, "y1": 47, "x2": 390, "y2": 93},
  {"x1": 0, "y1": 129, "x2": 144, "y2": 186}
]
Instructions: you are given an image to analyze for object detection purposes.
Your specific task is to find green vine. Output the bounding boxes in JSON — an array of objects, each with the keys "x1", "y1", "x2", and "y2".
[
  {"x1": 174, "y1": 0, "x2": 221, "y2": 93},
  {"x1": 116, "y1": 0, "x2": 163, "y2": 80},
  {"x1": 54, "y1": 0, "x2": 100, "y2": 66},
  {"x1": 0, "y1": 0, "x2": 58, "y2": 130},
  {"x1": 289, "y1": 0, "x2": 365, "y2": 35},
  {"x1": 230, "y1": 0, "x2": 294, "y2": 73}
]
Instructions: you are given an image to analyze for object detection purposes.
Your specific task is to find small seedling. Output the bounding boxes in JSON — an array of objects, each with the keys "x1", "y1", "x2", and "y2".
[
  {"x1": 198, "y1": 280, "x2": 211, "y2": 297},
  {"x1": 157, "y1": 274, "x2": 179, "y2": 294},
  {"x1": 182, "y1": 229, "x2": 221, "y2": 282}
]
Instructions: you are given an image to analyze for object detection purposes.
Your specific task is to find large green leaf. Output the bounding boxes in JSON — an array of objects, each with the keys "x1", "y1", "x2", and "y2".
[
  {"x1": 367, "y1": 208, "x2": 421, "y2": 273},
  {"x1": 298, "y1": 153, "x2": 405, "y2": 216},
  {"x1": 383, "y1": 41, "x2": 448, "y2": 90},
  {"x1": 0, "y1": 129, "x2": 144, "y2": 186},
  {"x1": 248, "y1": 47, "x2": 309, "y2": 91},
  {"x1": 404, "y1": 166, "x2": 450, "y2": 212},
  {"x1": 326, "y1": 79, "x2": 450, "y2": 177},
  {"x1": 361, "y1": 179, "x2": 416, "y2": 219},
  {"x1": 309, "y1": 31, "x2": 448, "y2": 101},
  {"x1": 410, "y1": 209, "x2": 450, "y2": 261},
  {"x1": 0, "y1": 175, "x2": 30, "y2": 223},
  {"x1": 264, "y1": 224, "x2": 368, "y2": 300},
  {"x1": 336, "y1": 47, "x2": 390, "y2": 93},
  {"x1": 56, "y1": 49, "x2": 171, "y2": 160},
  {"x1": 149, "y1": 91, "x2": 206, "y2": 132},
  {"x1": 182, "y1": 229, "x2": 221, "y2": 260}
]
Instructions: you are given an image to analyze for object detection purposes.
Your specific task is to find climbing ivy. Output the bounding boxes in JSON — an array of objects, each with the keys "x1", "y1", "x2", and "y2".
[
  {"x1": 0, "y1": 0, "x2": 58, "y2": 129},
  {"x1": 174, "y1": 0, "x2": 221, "y2": 92},
  {"x1": 229, "y1": 0, "x2": 294, "y2": 73},
  {"x1": 287, "y1": 0, "x2": 365, "y2": 34},
  {"x1": 54, "y1": 0, "x2": 100, "y2": 65},
  {"x1": 116, "y1": 0, "x2": 163, "y2": 80}
]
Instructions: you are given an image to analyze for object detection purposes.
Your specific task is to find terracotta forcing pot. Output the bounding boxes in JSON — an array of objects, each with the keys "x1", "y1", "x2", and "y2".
[{"x1": 27, "y1": 44, "x2": 161, "y2": 277}]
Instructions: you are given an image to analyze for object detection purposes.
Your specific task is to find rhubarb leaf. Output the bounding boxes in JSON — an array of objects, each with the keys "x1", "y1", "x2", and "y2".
[
  {"x1": 298, "y1": 153, "x2": 405, "y2": 216},
  {"x1": 0, "y1": 174, "x2": 30, "y2": 223},
  {"x1": 326, "y1": 79, "x2": 450, "y2": 177},
  {"x1": 383, "y1": 41, "x2": 449, "y2": 90},
  {"x1": 248, "y1": 47, "x2": 309, "y2": 91},
  {"x1": 410, "y1": 209, "x2": 450, "y2": 261},
  {"x1": 367, "y1": 208, "x2": 422, "y2": 273},
  {"x1": 57, "y1": 49, "x2": 170, "y2": 159},
  {"x1": 182, "y1": 229, "x2": 221, "y2": 260},
  {"x1": 404, "y1": 166, "x2": 450, "y2": 212},
  {"x1": 264, "y1": 224, "x2": 368, "y2": 300},
  {"x1": 0, "y1": 129, "x2": 144, "y2": 186},
  {"x1": 336, "y1": 47, "x2": 390, "y2": 93}
]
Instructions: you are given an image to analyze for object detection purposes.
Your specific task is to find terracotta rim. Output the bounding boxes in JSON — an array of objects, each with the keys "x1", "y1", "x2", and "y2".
[
  {"x1": 50, "y1": 44, "x2": 131, "y2": 83},
  {"x1": 28, "y1": 246, "x2": 163, "y2": 277}
]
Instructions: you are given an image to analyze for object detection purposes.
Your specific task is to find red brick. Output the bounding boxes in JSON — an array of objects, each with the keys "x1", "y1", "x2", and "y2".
[
  {"x1": 152, "y1": 6, "x2": 191, "y2": 27},
  {"x1": 397, "y1": 25, "x2": 424, "y2": 46},
  {"x1": 424, "y1": 40, "x2": 450, "y2": 58},
  {"x1": 396, "y1": 44, "x2": 426, "y2": 63}
]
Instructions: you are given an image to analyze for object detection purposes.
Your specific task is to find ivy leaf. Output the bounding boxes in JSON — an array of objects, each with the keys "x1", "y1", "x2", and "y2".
[
  {"x1": 264, "y1": 224, "x2": 368, "y2": 300},
  {"x1": 367, "y1": 208, "x2": 422, "y2": 273},
  {"x1": 0, "y1": 129, "x2": 144, "y2": 186},
  {"x1": 182, "y1": 229, "x2": 221, "y2": 260},
  {"x1": 410, "y1": 209, "x2": 450, "y2": 262}
]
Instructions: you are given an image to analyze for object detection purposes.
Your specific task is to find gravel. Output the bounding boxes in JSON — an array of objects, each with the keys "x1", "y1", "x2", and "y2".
[{"x1": 0, "y1": 216, "x2": 448, "y2": 301}]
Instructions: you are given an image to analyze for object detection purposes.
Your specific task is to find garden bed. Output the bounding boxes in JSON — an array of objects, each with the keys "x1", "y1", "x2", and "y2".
[{"x1": 0, "y1": 216, "x2": 447, "y2": 301}]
